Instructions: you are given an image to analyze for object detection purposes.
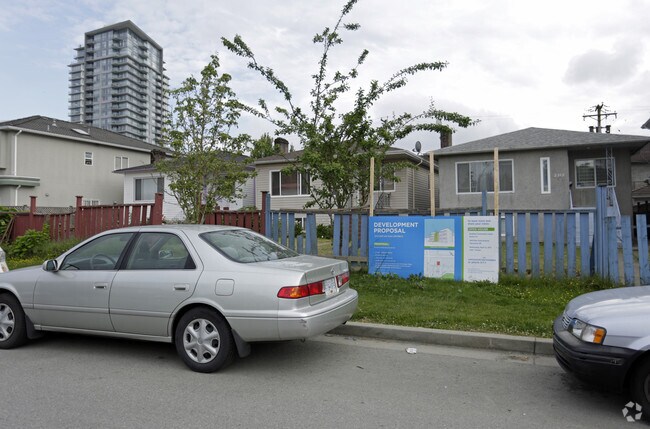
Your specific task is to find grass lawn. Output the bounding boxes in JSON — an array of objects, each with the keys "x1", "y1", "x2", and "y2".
[{"x1": 349, "y1": 272, "x2": 616, "y2": 338}]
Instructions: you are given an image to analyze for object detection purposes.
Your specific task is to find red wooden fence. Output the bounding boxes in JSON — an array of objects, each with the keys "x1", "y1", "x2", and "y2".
[
  {"x1": 203, "y1": 191, "x2": 267, "y2": 234},
  {"x1": 8, "y1": 191, "x2": 268, "y2": 242},
  {"x1": 9, "y1": 193, "x2": 164, "y2": 241}
]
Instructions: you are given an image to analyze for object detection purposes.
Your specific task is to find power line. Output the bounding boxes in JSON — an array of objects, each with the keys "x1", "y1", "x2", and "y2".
[{"x1": 583, "y1": 103, "x2": 617, "y2": 133}]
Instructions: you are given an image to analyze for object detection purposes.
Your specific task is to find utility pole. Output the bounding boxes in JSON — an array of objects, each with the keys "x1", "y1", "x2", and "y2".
[{"x1": 583, "y1": 103, "x2": 617, "y2": 133}]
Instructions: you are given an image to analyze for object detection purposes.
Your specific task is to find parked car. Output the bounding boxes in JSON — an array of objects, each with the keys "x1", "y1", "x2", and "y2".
[
  {"x1": 553, "y1": 286, "x2": 650, "y2": 412},
  {"x1": 0, "y1": 225, "x2": 358, "y2": 372}
]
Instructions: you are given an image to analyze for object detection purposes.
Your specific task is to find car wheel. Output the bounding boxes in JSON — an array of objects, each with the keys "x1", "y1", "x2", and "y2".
[
  {"x1": 0, "y1": 293, "x2": 27, "y2": 349},
  {"x1": 174, "y1": 308, "x2": 235, "y2": 373},
  {"x1": 631, "y1": 358, "x2": 650, "y2": 420}
]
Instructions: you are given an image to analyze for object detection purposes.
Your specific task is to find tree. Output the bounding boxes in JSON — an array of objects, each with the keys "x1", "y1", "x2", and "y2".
[
  {"x1": 250, "y1": 132, "x2": 278, "y2": 159},
  {"x1": 157, "y1": 54, "x2": 254, "y2": 224},
  {"x1": 222, "y1": 0, "x2": 475, "y2": 210}
]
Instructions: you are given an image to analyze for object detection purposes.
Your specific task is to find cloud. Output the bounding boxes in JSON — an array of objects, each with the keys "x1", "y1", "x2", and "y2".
[{"x1": 564, "y1": 39, "x2": 642, "y2": 85}]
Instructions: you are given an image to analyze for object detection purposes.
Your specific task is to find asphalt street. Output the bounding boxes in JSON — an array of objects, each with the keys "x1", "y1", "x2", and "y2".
[{"x1": 0, "y1": 332, "x2": 639, "y2": 428}]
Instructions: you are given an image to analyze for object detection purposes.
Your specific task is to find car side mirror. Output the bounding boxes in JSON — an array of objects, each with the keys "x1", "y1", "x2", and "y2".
[{"x1": 43, "y1": 259, "x2": 59, "y2": 272}]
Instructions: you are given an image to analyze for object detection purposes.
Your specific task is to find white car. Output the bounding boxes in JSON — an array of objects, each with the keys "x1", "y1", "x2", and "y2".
[
  {"x1": 553, "y1": 286, "x2": 650, "y2": 414},
  {"x1": 0, "y1": 225, "x2": 358, "y2": 372}
]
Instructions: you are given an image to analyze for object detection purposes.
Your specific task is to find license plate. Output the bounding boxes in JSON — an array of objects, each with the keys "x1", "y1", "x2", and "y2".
[{"x1": 323, "y1": 278, "x2": 338, "y2": 296}]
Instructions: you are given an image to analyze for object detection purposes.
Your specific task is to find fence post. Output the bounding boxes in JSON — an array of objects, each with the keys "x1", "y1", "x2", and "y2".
[
  {"x1": 262, "y1": 191, "x2": 270, "y2": 237},
  {"x1": 481, "y1": 190, "x2": 487, "y2": 216},
  {"x1": 636, "y1": 215, "x2": 650, "y2": 284},
  {"x1": 75, "y1": 196, "x2": 83, "y2": 238},
  {"x1": 28, "y1": 196, "x2": 37, "y2": 230},
  {"x1": 151, "y1": 192, "x2": 164, "y2": 225},
  {"x1": 595, "y1": 186, "x2": 608, "y2": 277}
]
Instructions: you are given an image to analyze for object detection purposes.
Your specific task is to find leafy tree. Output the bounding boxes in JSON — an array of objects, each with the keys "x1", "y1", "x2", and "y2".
[
  {"x1": 157, "y1": 54, "x2": 255, "y2": 223},
  {"x1": 222, "y1": 0, "x2": 475, "y2": 210},
  {"x1": 250, "y1": 133, "x2": 278, "y2": 159}
]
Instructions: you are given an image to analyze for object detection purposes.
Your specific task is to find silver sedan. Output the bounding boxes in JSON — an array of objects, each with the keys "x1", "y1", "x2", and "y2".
[{"x1": 0, "y1": 225, "x2": 358, "y2": 372}]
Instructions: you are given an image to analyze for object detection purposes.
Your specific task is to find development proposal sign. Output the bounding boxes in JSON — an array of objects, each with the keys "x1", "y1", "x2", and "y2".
[{"x1": 369, "y1": 216, "x2": 499, "y2": 282}]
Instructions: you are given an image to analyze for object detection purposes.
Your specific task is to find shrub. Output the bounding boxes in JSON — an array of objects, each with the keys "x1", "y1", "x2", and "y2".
[
  {"x1": 317, "y1": 224, "x2": 333, "y2": 239},
  {"x1": 10, "y1": 225, "x2": 51, "y2": 258},
  {"x1": 0, "y1": 207, "x2": 16, "y2": 243}
]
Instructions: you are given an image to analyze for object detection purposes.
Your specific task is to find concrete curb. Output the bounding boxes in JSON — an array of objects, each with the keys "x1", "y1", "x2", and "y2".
[{"x1": 330, "y1": 322, "x2": 555, "y2": 356}]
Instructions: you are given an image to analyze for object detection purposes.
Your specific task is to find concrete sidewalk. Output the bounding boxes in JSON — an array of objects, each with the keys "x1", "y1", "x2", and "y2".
[{"x1": 330, "y1": 322, "x2": 555, "y2": 356}]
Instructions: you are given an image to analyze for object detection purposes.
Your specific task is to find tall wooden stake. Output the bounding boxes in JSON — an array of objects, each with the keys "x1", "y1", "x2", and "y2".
[
  {"x1": 493, "y1": 148, "x2": 499, "y2": 216},
  {"x1": 430, "y1": 151, "x2": 435, "y2": 216},
  {"x1": 369, "y1": 157, "x2": 375, "y2": 217}
]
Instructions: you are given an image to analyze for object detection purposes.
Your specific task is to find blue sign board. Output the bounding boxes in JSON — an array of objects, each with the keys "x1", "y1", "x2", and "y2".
[{"x1": 369, "y1": 216, "x2": 499, "y2": 282}]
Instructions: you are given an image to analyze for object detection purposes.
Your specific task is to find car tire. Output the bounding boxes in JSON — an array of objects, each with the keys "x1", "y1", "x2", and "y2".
[
  {"x1": 631, "y1": 358, "x2": 650, "y2": 420},
  {"x1": 174, "y1": 308, "x2": 235, "y2": 373},
  {"x1": 0, "y1": 293, "x2": 28, "y2": 349}
]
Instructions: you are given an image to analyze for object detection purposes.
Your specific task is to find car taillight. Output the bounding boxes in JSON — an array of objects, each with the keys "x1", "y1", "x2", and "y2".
[
  {"x1": 337, "y1": 271, "x2": 350, "y2": 287},
  {"x1": 277, "y1": 281, "x2": 324, "y2": 299}
]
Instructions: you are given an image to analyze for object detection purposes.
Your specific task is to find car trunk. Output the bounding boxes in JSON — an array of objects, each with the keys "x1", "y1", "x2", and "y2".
[{"x1": 256, "y1": 255, "x2": 349, "y2": 305}]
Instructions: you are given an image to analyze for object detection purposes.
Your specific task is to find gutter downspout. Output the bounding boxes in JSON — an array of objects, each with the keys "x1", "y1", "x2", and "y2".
[
  {"x1": 14, "y1": 185, "x2": 21, "y2": 206},
  {"x1": 14, "y1": 130, "x2": 22, "y2": 206}
]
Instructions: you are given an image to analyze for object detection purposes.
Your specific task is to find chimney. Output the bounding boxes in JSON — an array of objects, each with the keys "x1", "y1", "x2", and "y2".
[
  {"x1": 440, "y1": 130, "x2": 452, "y2": 148},
  {"x1": 274, "y1": 137, "x2": 289, "y2": 154},
  {"x1": 150, "y1": 149, "x2": 167, "y2": 164},
  {"x1": 589, "y1": 126, "x2": 595, "y2": 133}
]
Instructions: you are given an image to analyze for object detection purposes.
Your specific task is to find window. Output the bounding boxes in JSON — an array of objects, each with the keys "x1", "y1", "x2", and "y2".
[
  {"x1": 456, "y1": 160, "x2": 514, "y2": 194},
  {"x1": 60, "y1": 233, "x2": 134, "y2": 270},
  {"x1": 374, "y1": 177, "x2": 395, "y2": 192},
  {"x1": 575, "y1": 158, "x2": 615, "y2": 188},
  {"x1": 125, "y1": 233, "x2": 195, "y2": 270},
  {"x1": 82, "y1": 199, "x2": 100, "y2": 206},
  {"x1": 201, "y1": 229, "x2": 298, "y2": 263},
  {"x1": 84, "y1": 151, "x2": 93, "y2": 166},
  {"x1": 271, "y1": 171, "x2": 310, "y2": 196},
  {"x1": 540, "y1": 157, "x2": 551, "y2": 194},
  {"x1": 114, "y1": 156, "x2": 129, "y2": 170},
  {"x1": 135, "y1": 177, "x2": 164, "y2": 201}
]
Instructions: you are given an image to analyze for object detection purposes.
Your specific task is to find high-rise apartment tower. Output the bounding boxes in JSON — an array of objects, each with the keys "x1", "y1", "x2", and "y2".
[{"x1": 69, "y1": 21, "x2": 168, "y2": 144}]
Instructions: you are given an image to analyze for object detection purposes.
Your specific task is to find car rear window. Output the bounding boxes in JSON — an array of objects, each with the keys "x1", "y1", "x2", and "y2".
[{"x1": 200, "y1": 229, "x2": 298, "y2": 263}]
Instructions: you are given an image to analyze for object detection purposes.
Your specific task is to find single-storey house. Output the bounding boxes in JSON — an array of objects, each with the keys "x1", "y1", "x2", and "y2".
[
  {"x1": 114, "y1": 153, "x2": 256, "y2": 222},
  {"x1": 253, "y1": 141, "x2": 433, "y2": 224},
  {"x1": 434, "y1": 127, "x2": 650, "y2": 215},
  {"x1": 0, "y1": 116, "x2": 165, "y2": 207}
]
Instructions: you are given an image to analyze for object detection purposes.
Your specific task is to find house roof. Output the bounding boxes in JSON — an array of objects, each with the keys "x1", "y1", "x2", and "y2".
[
  {"x1": 632, "y1": 185, "x2": 650, "y2": 200},
  {"x1": 254, "y1": 146, "x2": 430, "y2": 167},
  {"x1": 114, "y1": 164, "x2": 158, "y2": 173},
  {"x1": 0, "y1": 115, "x2": 171, "y2": 154},
  {"x1": 632, "y1": 143, "x2": 650, "y2": 163},
  {"x1": 114, "y1": 153, "x2": 254, "y2": 174},
  {"x1": 434, "y1": 127, "x2": 650, "y2": 157}
]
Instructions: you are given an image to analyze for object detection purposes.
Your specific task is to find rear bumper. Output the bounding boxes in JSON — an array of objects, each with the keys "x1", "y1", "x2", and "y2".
[
  {"x1": 552, "y1": 316, "x2": 637, "y2": 390},
  {"x1": 278, "y1": 288, "x2": 359, "y2": 340}
]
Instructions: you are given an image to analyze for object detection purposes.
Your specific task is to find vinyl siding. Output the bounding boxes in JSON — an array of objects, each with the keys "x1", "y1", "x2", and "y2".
[{"x1": 1, "y1": 130, "x2": 151, "y2": 207}]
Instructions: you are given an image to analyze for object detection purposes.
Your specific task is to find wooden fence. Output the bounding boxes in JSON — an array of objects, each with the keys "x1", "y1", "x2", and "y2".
[
  {"x1": 203, "y1": 191, "x2": 267, "y2": 234},
  {"x1": 264, "y1": 188, "x2": 650, "y2": 286},
  {"x1": 8, "y1": 193, "x2": 164, "y2": 241},
  {"x1": 8, "y1": 187, "x2": 650, "y2": 285}
]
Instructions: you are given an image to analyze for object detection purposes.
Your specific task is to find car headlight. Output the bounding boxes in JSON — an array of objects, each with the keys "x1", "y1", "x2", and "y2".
[{"x1": 568, "y1": 319, "x2": 606, "y2": 344}]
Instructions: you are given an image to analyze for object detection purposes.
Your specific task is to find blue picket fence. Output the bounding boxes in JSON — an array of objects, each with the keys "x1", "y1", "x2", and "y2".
[{"x1": 263, "y1": 190, "x2": 650, "y2": 285}]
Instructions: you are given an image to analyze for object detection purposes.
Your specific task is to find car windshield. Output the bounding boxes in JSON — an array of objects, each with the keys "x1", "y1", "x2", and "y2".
[{"x1": 200, "y1": 229, "x2": 298, "y2": 263}]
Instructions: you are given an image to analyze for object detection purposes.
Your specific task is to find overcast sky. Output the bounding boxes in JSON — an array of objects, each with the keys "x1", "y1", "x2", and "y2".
[{"x1": 2, "y1": 0, "x2": 650, "y2": 151}]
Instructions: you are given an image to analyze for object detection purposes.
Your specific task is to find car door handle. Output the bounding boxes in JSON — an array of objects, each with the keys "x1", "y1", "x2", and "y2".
[
  {"x1": 94, "y1": 283, "x2": 108, "y2": 289},
  {"x1": 174, "y1": 284, "x2": 189, "y2": 291}
]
